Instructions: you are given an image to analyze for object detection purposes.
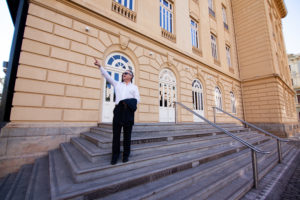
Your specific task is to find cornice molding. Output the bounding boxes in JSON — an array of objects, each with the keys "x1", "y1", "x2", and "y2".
[{"x1": 274, "y1": 0, "x2": 287, "y2": 18}]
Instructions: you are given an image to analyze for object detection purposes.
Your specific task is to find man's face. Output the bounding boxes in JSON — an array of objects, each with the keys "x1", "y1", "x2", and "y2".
[{"x1": 122, "y1": 70, "x2": 133, "y2": 82}]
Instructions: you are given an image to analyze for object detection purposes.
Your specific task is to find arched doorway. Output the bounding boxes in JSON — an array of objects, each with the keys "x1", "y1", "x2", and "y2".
[
  {"x1": 102, "y1": 52, "x2": 135, "y2": 122},
  {"x1": 192, "y1": 79, "x2": 204, "y2": 122},
  {"x1": 159, "y1": 69, "x2": 177, "y2": 122}
]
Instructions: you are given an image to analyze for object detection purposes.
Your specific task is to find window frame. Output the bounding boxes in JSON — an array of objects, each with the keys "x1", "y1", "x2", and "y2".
[
  {"x1": 225, "y1": 45, "x2": 232, "y2": 67},
  {"x1": 192, "y1": 80, "x2": 204, "y2": 111},
  {"x1": 222, "y1": 5, "x2": 229, "y2": 30},
  {"x1": 297, "y1": 94, "x2": 300, "y2": 104},
  {"x1": 160, "y1": 0, "x2": 174, "y2": 33},
  {"x1": 211, "y1": 33, "x2": 218, "y2": 61},
  {"x1": 190, "y1": 19, "x2": 199, "y2": 49},
  {"x1": 208, "y1": 0, "x2": 215, "y2": 18}
]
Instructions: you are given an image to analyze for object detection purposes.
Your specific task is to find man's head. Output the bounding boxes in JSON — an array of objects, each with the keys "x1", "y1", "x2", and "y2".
[{"x1": 122, "y1": 70, "x2": 134, "y2": 83}]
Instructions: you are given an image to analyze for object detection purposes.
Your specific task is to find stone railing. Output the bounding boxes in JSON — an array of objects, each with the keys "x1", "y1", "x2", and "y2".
[
  {"x1": 161, "y1": 28, "x2": 176, "y2": 42},
  {"x1": 112, "y1": 1, "x2": 137, "y2": 22}
]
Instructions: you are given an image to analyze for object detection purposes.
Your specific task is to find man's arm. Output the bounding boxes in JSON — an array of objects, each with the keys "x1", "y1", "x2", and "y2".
[{"x1": 94, "y1": 58, "x2": 117, "y2": 86}]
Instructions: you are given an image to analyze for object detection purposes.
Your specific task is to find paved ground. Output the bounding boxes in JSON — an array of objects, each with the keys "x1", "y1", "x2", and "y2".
[{"x1": 280, "y1": 140, "x2": 300, "y2": 200}]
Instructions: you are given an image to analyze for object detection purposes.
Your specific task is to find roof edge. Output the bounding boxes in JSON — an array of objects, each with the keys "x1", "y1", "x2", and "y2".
[{"x1": 275, "y1": 0, "x2": 287, "y2": 18}]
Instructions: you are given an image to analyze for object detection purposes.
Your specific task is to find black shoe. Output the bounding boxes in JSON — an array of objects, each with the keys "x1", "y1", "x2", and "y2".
[
  {"x1": 122, "y1": 156, "x2": 129, "y2": 163},
  {"x1": 111, "y1": 155, "x2": 119, "y2": 165}
]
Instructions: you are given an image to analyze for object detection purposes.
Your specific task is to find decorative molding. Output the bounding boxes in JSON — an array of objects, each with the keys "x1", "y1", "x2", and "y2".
[
  {"x1": 189, "y1": 11, "x2": 199, "y2": 22},
  {"x1": 192, "y1": 46, "x2": 202, "y2": 56},
  {"x1": 167, "y1": 53, "x2": 174, "y2": 66},
  {"x1": 120, "y1": 34, "x2": 130, "y2": 49},
  {"x1": 274, "y1": 0, "x2": 287, "y2": 18},
  {"x1": 197, "y1": 68, "x2": 202, "y2": 77}
]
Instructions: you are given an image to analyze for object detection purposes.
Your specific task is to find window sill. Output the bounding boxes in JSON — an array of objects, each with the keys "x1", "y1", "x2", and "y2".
[
  {"x1": 214, "y1": 59, "x2": 220, "y2": 66},
  {"x1": 192, "y1": 46, "x2": 202, "y2": 56},
  {"x1": 112, "y1": 1, "x2": 136, "y2": 22},
  {"x1": 161, "y1": 28, "x2": 176, "y2": 42}
]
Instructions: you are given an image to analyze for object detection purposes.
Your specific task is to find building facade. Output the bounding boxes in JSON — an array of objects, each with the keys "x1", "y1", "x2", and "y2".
[
  {"x1": 288, "y1": 54, "x2": 300, "y2": 121},
  {"x1": 0, "y1": 0, "x2": 298, "y2": 176}
]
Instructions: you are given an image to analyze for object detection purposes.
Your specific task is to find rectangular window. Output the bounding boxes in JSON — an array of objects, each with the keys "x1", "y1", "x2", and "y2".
[
  {"x1": 208, "y1": 0, "x2": 215, "y2": 17},
  {"x1": 191, "y1": 19, "x2": 199, "y2": 48},
  {"x1": 297, "y1": 95, "x2": 300, "y2": 104},
  {"x1": 222, "y1": 6, "x2": 228, "y2": 30},
  {"x1": 160, "y1": 0, "x2": 173, "y2": 33},
  {"x1": 226, "y1": 45, "x2": 231, "y2": 67},
  {"x1": 114, "y1": 0, "x2": 134, "y2": 10},
  {"x1": 211, "y1": 34, "x2": 218, "y2": 60}
]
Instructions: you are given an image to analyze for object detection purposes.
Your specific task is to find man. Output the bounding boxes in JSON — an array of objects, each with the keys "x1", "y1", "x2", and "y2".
[{"x1": 94, "y1": 58, "x2": 140, "y2": 165}]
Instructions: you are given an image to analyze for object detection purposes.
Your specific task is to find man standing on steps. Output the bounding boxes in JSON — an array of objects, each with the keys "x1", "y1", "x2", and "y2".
[{"x1": 94, "y1": 58, "x2": 140, "y2": 165}]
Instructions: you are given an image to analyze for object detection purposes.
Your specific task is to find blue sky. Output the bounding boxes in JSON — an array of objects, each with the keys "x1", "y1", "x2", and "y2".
[
  {"x1": 282, "y1": 0, "x2": 300, "y2": 54},
  {"x1": 0, "y1": 0, "x2": 300, "y2": 79}
]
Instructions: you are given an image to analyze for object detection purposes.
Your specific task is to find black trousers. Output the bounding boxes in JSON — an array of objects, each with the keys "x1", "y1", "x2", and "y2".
[
  {"x1": 112, "y1": 103, "x2": 133, "y2": 158},
  {"x1": 112, "y1": 122, "x2": 132, "y2": 158}
]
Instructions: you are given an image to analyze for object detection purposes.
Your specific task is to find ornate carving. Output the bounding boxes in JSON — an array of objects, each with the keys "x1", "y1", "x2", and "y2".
[
  {"x1": 167, "y1": 53, "x2": 174, "y2": 66},
  {"x1": 120, "y1": 34, "x2": 130, "y2": 49}
]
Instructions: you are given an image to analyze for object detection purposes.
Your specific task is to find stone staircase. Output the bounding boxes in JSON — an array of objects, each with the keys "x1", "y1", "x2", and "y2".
[{"x1": 0, "y1": 122, "x2": 299, "y2": 200}]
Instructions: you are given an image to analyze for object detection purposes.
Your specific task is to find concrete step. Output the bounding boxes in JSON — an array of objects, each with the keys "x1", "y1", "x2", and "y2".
[
  {"x1": 99, "y1": 140, "x2": 281, "y2": 200},
  {"x1": 62, "y1": 133, "x2": 268, "y2": 183},
  {"x1": 98, "y1": 122, "x2": 242, "y2": 131},
  {"x1": 146, "y1": 141, "x2": 291, "y2": 200},
  {"x1": 183, "y1": 145, "x2": 290, "y2": 200},
  {"x1": 0, "y1": 173, "x2": 17, "y2": 200},
  {"x1": 205, "y1": 143, "x2": 295, "y2": 200},
  {"x1": 83, "y1": 126, "x2": 249, "y2": 149},
  {"x1": 92, "y1": 123, "x2": 247, "y2": 136},
  {"x1": 241, "y1": 146, "x2": 300, "y2": 200},
  {"x1": 4, "y1": 164, "x2": 33, "y2": 200},
  {"x1": 25, "y1": 156, "x2": 51, "y2": 200},
  {"x1": 72, "y1": 131, "x2": 260, "y2": 163},
  {"x1": 49, "y1": 135, "x2": 270, "y2": 199}
]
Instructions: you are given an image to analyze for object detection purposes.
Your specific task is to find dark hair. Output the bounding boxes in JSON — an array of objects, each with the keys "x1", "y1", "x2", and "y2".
[{"x1": 121, "y1": 70, "x2": 134, "y2": 82}]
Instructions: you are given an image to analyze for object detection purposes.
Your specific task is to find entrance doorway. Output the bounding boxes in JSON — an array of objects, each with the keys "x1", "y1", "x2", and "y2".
[
  {"x1": 192, "y1": 79, "x2": 204, "y2": 122},
  {"x1": 159, "y1": 69, "x2": 177, "y2": 122}
]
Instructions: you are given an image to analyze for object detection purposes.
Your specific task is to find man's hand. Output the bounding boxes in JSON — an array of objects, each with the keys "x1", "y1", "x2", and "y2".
[{"x1": 94, "y1": 58, "x2": 101, "y2": 68}]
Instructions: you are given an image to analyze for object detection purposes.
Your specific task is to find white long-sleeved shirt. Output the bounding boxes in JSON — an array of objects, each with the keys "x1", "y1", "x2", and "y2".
[{"x1": 100, "y1": 67, "x2": 140, "y2": 104}]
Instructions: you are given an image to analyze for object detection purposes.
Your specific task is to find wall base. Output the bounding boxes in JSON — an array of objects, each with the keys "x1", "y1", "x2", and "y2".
[
  {"x1": 0, "y1": 123, "x2": 95, "y2": 177},
  {"x1": 251, "y1": 122, "x2": 300, "y2": 138}
]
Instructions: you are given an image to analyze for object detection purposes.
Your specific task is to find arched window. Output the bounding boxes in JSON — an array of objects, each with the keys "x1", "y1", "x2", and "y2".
[
  {"x1": 106, "y1": 53, "x2": 134, "y2": 72},
  {"x1": 192, "y1": 80, "x2": 203, "y2": 111},
  {"x1": 230, "y1": 91, "x2": 236, "y2": 113},
  {"x1": 215, "y1": 87, "x2": 222, "y2": 110}
]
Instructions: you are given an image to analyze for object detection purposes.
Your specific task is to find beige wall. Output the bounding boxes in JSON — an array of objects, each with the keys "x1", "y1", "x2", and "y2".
[
  {"x1": 10, "y1": 0, "x2": 243, "y2": 124},
  {"x1": 232, "y1": 0, "x2": 297, "y2": 131}
]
